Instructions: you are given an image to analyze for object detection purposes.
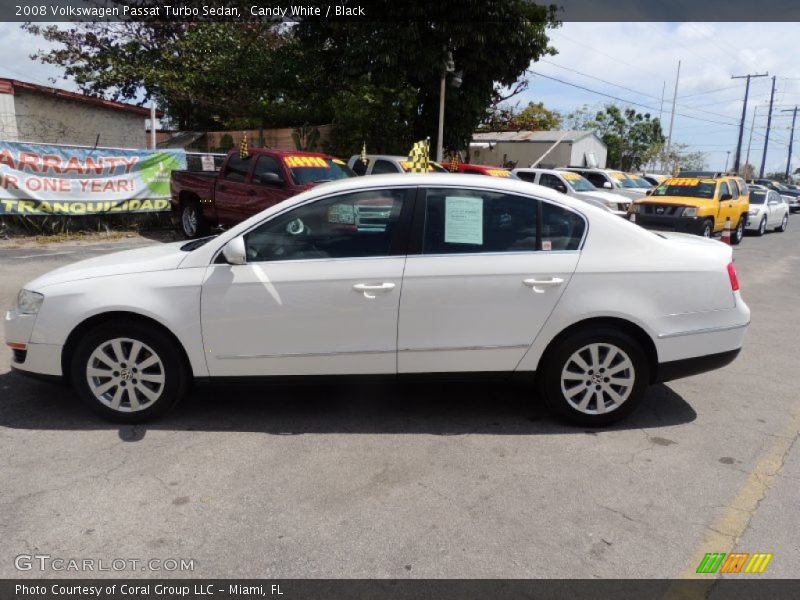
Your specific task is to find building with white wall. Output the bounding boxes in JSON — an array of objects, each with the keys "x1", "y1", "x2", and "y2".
[
  {"x1": 0, "y1": 78, "x2": 151, "y2": 148},
  {"x1": 470, "y1": 130, "x2": 607, "y2": 169}
]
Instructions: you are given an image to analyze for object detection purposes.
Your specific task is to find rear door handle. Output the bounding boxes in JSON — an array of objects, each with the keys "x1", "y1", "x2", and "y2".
[
  {"x1": 523, "y1": 277, "x2": 564, "y2": 293},
  {"x1": 353, "y1": 282, "x2": 396, "y2": 299}
]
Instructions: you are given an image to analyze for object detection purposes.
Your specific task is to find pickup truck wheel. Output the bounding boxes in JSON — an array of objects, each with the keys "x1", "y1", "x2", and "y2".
[
  {"x1": 180, "y1": 201, "x2": 208, "y2": 239},
  {"x1": 538, "y1": 328, "x2": 649, "y2": 426},
  {"x1": 71, "y1": 322, "x2": 189, "y2": 423},
  {"x1": 731, "y1": 216, "x2": 745, "y2": 245}
]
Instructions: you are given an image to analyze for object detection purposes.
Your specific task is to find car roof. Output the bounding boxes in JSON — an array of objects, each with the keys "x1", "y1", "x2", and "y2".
[{"x1": 280, "y1": 173, "x2": 588, "y2": 212}]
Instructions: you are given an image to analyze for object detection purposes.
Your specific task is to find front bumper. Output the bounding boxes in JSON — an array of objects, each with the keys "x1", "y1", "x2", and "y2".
[
  {"x1": 5, "y1": 308, "x2": 63, "y2": 377},
  {"x1": 632, "y1": 214, "x2": 708, "y2": 235},
  {"x1": 745, "y1": 213, "x2": 765, "y2": 230}
]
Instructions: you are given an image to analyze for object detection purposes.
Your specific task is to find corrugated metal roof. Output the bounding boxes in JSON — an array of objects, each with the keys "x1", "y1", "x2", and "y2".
[{"x1": 472, "y1": 130, "x2": 598, "y2": 143}]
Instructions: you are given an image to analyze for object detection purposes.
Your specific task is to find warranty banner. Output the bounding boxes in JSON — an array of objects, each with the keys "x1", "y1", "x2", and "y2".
[{"x1": 0, "y1": 141, "x2": 186, "y2": 215}]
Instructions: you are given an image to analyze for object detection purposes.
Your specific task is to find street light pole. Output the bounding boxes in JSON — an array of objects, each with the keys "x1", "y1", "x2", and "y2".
[
  {"x1": 436, "y1": 73, "x2": 446, "y2": 163},
  {"x1": 436, "y1": 51, "x2": 456, "y2": 164},
  {"x1": 724, "y1": 150, "x2": 731, "y2": 172}
]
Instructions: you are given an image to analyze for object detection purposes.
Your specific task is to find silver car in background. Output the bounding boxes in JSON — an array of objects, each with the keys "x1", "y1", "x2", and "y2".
[{"x1": 745, "y1": 188, "x2": 789, "y2": 235}]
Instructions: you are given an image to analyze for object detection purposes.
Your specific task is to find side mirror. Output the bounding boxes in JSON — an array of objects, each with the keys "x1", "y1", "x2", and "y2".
[
  {"x1": 258, "y1": 172, "x2": 283, "y2": 186},
  {"x1": 222, "y1": 236, "x2": 247, "y2": 265},
  {"x1": 556, "y1": 184, "x2": 568, "y2": 194},
  {"x1": 646, "y1": 188, "x2": 654, "y2": 196},
  {"x1": 602, "y1": 181, "x2": 612, "y2": 189},
  {"x1": 720, "y1": 193, "x2": 733, "y2": 201}
]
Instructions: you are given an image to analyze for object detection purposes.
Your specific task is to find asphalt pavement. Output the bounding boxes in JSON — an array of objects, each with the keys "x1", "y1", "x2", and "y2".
[{"x1": 0, "y1": 222, "x2": 798, "y2": 580}]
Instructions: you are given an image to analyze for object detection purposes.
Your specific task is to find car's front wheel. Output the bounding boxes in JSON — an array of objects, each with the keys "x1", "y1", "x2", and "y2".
[
  {"x1": 71, "y1": 321, "x2": 189, "y2": 423},
  {"x1": 539, "y1": 328, "x2": 649, "y2": 426},
  {"x1": 701, "y1": 219, "x2": 713, "y2": 238},
  {"x1": 756, "y1": 216, "x2": 767, "y2": 236}
]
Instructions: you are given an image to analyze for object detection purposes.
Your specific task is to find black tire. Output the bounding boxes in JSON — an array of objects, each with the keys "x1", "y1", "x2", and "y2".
[
  {"x1": 180, "y1": 200, "x2": 208, "y2": 239},
  {"x1": 71, "y1": 321, "x2": 189, "y2": 423},
  {"x1": 731, "y1": 215, "x2": 745, "y2": 245},
  {"x1": 538, "y1": 327, "x2": 650, "y2": 427},
  {"x1": 775, "y1": 213, "x2": 788, "y2": 233},
  {"x1": 701, "y1": 219, "x2": 713, "y2": 238},
  {"x1": 756, "y1": 216, "x2": 767, "y2": 237}
]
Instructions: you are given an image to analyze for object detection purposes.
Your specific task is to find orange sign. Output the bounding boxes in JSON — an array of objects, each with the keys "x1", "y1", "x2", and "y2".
[{"x1": 285, "y1": 156, "x2": 328, "y2": 168}]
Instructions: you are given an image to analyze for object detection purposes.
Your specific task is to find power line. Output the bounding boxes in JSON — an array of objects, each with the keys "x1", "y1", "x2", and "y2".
[{"x1": 529, "y1": 70, "x2": 740, "y2": 128}]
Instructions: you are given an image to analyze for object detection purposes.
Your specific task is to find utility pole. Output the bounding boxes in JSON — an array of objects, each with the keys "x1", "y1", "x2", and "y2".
[
  {"x1": 744, "y1": 105, "x2": 758, "y2": 175},
  {"x1": 760, "y1": 75, "x2": 776, "y2": 178},
  {"x1": 731, "y1": 72, "x2": 768, "y2": 174},
  {"x1": 665, "y1": 61, "x2": 681, "y2": 164},
  {"x1": 782, "y1": 106, "x2": 798, "y2": 179},
  {"x1": 150, "y1": 100, "x2": 157, "y2": 150}
]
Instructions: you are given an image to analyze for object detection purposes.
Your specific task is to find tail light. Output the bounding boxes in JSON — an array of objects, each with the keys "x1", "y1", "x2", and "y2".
[{"x1": 727, "y1": 262, "x2": 740, "y2": 291}]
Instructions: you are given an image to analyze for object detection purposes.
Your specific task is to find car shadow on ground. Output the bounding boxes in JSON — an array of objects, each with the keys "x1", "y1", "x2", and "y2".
[{"x1": 0, "y1": 371, "x2": 697, "y2": 440}]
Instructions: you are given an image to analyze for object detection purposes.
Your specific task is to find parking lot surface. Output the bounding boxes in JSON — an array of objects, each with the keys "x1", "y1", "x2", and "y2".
[{"x1": 1, "y1": 224, "x2": 798, "y2": 578}]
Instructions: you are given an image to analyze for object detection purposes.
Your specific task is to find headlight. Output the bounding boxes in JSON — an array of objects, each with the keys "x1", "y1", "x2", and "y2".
[
  {"x1": 683, "y1": 207, "x2": 697, "y2": 217},
  {"x1": 16, "y1": 289, "x2": 44, "y2": 314},
  {"x1": 748, "y1": 208, "x2": 758, "y2": 216}
]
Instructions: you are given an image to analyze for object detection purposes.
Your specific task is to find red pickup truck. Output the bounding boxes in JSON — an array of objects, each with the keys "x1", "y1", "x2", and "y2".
[{"x1": 170, "y1": 148, "x2": 356, "y2": 238}]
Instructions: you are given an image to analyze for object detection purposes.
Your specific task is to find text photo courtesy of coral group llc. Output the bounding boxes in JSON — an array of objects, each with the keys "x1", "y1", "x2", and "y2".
[{"x1": 1, "y1": 0, "x2": 800, "y2": 599}]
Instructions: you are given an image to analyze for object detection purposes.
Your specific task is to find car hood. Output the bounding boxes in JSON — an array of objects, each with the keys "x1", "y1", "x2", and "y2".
[
  {"x1": 575, "y1": 190, "x2": 631, "y2": 205},
  {"x1": 26, "y1": 241, "x2": 189, "y2": 290}
]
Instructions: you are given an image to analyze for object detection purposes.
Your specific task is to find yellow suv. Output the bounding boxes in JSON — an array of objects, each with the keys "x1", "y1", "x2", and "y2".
[{"x1": 630, "y1": 174, "x2": 749, "y2": 243}]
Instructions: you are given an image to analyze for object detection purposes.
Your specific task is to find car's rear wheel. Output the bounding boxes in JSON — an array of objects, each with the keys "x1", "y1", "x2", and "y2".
[
  {"x1": 539, "y1": 328, "x2": 649, "y2": 426},
  {"x1": 701, "y1": 219, "x2": 713, "y2": 238},
  {"x1": 756, "y1": 216, "x2": 767, "y2": 236},
  {"x1": 775, "y1": 213, "x2": 788, "y2": 232},
  {"x1": 71, "y1": 321, "x2": 189, "y2": 423},
  {"x1": 731, "y1": 216, "x2": 745, "y2": 245},
  {"x1": 180, "y1": 201, "x2": 208, "y2": 239}
]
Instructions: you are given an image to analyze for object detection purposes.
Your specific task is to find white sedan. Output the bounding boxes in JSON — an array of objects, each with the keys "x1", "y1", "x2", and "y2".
[
  {"x1": 745, "y1": 188, "x2": 789, "y2": 235},
  {"x1": 5, "y1": 175, "x2": 750, "y2": 426}
]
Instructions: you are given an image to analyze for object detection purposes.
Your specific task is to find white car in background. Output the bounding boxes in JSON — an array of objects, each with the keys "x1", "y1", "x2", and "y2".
[
  {"x1": 346, "y1": 154, "x2": 448, "y2": 175},
  {"x1": 6, "y1": 174, "x2": 750, "y2": 426},
  {"x1": 558, "y1": 167, "x2": 648, "y2": 200},
  {"x1": 745, "y1": 188, "x2": 789, "y2": 235},
  {"x1": 511, "y1": 167, "x2": 632, "y2": 215}
]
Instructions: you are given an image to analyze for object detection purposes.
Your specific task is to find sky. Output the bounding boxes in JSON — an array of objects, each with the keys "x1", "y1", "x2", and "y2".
[{"x1": 0, "y1": 21, "x2": 799, "y2": 174}]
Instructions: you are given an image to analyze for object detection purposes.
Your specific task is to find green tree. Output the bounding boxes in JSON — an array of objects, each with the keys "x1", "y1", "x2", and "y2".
[
  {"x1": 589, "y1": 104, "x2": 665, "y2": 170},
  {"x1": 23, "y1": 0, "x2": 559, "y2": 154},
  {"x1": 660, "y1": 143, "x2": 708, "y2": 174},
  {"x1": 479, "y1": 101, "x2": 561, "y2": 132}
]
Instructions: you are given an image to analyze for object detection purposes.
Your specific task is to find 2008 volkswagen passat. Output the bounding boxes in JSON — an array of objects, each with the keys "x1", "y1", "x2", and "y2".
[{"x1": 5, "y1": 174, "x2": 750, "y2": 426}]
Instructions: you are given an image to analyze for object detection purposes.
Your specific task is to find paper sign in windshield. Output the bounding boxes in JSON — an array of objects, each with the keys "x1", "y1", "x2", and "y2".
[{"x1": 445, "y1": 196, "x2": 483, "y2": 245}]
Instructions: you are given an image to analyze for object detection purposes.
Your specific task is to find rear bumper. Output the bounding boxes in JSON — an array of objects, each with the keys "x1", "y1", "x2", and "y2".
[
  {"x1": 634, "y1": 214, "x2": 708, "y2": 235},
  {"x1": 655, "y1": 348, "x2": 740, "y2": 383}
]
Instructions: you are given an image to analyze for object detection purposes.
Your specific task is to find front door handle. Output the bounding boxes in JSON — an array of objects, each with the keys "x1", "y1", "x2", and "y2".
[
  {"x1": 353, "y1": 282, "x2": 396, "y2": 299},
  {"x1": 523, "y1": 277, "x2": 564, "y2": 293}
]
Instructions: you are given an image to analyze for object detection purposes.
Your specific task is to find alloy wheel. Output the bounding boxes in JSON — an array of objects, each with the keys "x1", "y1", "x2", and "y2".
[
  {"x1": 85, "y1": 337, "x2": 165, "y2": 412},
  {"x1": 182, "y1": 205, "x2": 198, "y2": 237},
  {"x1": 560, "y1": 343, "x2": 636, "y2": 415}
]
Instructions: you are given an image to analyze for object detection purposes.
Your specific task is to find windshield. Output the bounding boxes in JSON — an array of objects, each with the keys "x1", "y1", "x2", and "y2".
[
  {"x1": 288, "y1": 157, "x2": 356, "y2": 185},
  {"x1": 630, "y1": 176, "x2": 653, "y2": 188},
  {"x1": 561, "y1": 171, "x2": 596, "y2": 192},
  {"x1": 652, "y1": 179, "x2": 717, "y2": 199},
  {"x1": 749, "y1": 191, "x2": 766, "y2": 204},
  {"x1": 610, "y1": 172, "x2": 637, "y2": 188}
]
